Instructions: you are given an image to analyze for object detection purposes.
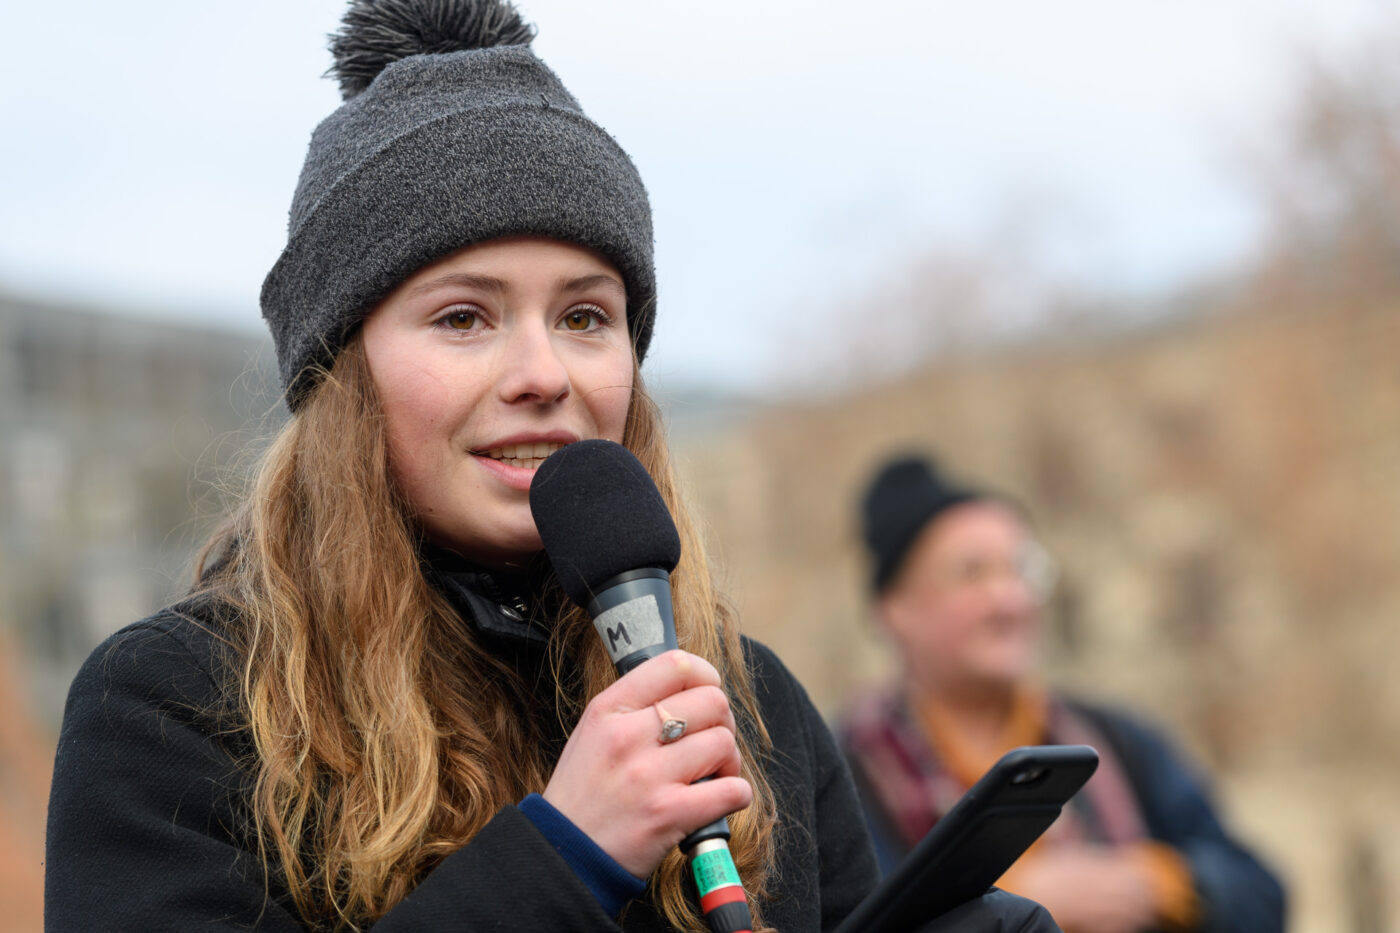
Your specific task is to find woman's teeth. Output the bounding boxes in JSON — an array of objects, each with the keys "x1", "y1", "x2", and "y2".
[{"x1": 481, "y1": 442, "x2": 565, "y2": 468}]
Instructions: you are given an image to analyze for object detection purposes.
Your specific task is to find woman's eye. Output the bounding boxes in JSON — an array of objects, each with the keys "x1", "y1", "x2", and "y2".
[
  {"x1": 561, "y1": 305, "x2": 609, "y2": 332},
  {"x1": 442, "y1": 310, "x2": 479, "y2": 331}
]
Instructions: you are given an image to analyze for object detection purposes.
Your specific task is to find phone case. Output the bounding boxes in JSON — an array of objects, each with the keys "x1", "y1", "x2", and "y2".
[{"x1": 833, "y1": 744, "x2": 1100, "y2": 933}]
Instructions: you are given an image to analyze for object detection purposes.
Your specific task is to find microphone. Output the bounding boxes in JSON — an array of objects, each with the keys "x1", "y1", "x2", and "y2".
[{"x1": 530, "y1": 439, "x2": 753, "y2": 933}]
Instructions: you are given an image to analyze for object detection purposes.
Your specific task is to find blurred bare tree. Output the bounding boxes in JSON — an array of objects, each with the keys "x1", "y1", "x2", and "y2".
[
  {"x1": 674, "y1": 20, "x2": 1400, "y2": 933},
  {"x1": 1252, "y1": 19, "x2": 1400, "y2": 304}
]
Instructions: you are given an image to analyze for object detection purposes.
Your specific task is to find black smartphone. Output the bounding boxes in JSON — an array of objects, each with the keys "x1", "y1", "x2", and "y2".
[{"x1": 834, "y1": 744, "x2": 1099, "y2": 933}]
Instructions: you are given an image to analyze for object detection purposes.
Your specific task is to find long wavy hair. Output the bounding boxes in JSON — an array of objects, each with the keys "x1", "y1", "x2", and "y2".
[{"x1": 195, "y1": 334, "x2": 776, "y2": 931}]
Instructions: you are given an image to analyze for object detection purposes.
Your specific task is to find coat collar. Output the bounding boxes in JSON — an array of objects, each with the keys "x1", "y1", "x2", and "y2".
[{"x1": 422, "y1": 549, "x2": 555, "y2": 648}]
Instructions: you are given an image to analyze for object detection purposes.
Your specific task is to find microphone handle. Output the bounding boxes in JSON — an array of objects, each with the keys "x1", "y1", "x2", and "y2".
[
  {"x1": 680, "y1": 791, "x2": 750, "y2": 933},
  {"x1": 588, "y1": 571, "x2": 753, "y2": 933}
]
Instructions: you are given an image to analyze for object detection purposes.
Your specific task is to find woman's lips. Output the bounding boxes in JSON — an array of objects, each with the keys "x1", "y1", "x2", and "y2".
[
  {"x1": 477, "y1": 440, "x2": 567, "y2": 467},
  {"x1": 469, "y1": 441, "x2": 569, "y2": 490}
]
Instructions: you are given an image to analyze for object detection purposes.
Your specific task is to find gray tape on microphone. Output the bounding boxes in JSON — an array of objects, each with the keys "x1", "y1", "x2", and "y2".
[{"x1": 593, "y1": 595, "x2": 667, "y2": 667}]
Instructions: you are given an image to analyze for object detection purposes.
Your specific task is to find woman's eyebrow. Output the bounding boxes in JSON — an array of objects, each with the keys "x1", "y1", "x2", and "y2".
[
  {"x1": 562, "y1": 273, "x2": 626, "y2": 296},
  {"x1": 404, "y1": 272, "x2": 506, "y2": 298},
  {"x1": 404, "y1": 272, "x2": 623, "y2": 298}
]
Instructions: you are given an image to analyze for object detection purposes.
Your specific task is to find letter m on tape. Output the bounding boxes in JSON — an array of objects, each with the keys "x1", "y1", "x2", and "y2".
[{"x1": 606, "y1": 623, "x2": 632, "y2": 653}]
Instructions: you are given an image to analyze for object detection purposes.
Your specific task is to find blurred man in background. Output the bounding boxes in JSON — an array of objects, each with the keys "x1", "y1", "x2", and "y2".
[{"x1": 837, "y1": 454, "x2": 1285, "y2": 933}]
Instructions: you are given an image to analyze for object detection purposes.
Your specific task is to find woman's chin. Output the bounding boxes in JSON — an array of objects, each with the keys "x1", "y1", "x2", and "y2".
[{"x1": 424, "y1": 523, "x2": 544, "y2": 569}]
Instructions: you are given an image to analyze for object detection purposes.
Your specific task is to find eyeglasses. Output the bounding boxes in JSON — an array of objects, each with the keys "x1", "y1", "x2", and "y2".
[{"x1": 928, "y1": 539, "x2": 1058, "y2": 602}]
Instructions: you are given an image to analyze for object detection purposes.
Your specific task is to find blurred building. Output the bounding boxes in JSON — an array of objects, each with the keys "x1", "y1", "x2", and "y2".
[
  {"x1": 1, "y1": 292, "x2": 275, "y2": 930},
  {"x1": 0, "y1": 293, "x2": 276, "y2": 726},
  {"x1": 668, "y1": 40, "x2": 1400, "y2": 925},
  {"x1": 671, "y1": 295, "x2": 1399, "y2": 933}
]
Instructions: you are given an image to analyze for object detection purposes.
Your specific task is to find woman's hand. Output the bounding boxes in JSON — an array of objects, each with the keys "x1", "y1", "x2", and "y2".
[{"x1": 542, "y1": 650, "x2": 753, "y2": 877}]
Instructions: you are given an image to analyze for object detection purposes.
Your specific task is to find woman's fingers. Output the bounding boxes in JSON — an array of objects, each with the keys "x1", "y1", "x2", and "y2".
[
  {"x1": 619, "y1": 655, "x2": 742, "y2": 779},
  {"x1": 646, "y1": 683, "x2": 739, "y2": 744},
  {"x1": 603, "y1": 649, "x2": 724, "y2": 713},
  {"x1": 665, "y1": 722, "x2": 747, "y2": 782},
  {"x1": 541, "y1": 650, "x2": 752, "y2": 876},
  {"x1": 643, "y1": 774, "x2": 754, "y2": 829}
]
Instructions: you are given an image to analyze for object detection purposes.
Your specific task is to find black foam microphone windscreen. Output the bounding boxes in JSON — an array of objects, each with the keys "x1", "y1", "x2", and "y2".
[
  {"x1": 529, "y1": 440, "x2": 752, "y2": 933},
  {"x1": 529, "y1": 439, "x2": 681, "y2": 607}
]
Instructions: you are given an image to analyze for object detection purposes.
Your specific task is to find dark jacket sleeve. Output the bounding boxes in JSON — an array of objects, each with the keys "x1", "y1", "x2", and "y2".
[
  {"x1": 44, "y1": 612, "x2": 624, "y2": 932},
  {"x1": 1078, "y1": 704, "x2": 1287, "y2": 933},
  {"x1": 920, "y1": 889, "x2": 1060, "y2": 932},
  {"x1": 741, "y1": 638, "x2": 882, "y2": 931}
]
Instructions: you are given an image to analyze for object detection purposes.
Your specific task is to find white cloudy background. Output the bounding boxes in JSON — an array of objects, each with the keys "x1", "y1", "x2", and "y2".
[{"x1": 0, "y1": 0, "x2": 1385, "y2": 393}]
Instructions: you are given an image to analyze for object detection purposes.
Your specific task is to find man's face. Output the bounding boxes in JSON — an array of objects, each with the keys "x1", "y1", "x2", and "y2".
[{"x1": 878, "y1": 501, "x2": 1048, "y2": 694}]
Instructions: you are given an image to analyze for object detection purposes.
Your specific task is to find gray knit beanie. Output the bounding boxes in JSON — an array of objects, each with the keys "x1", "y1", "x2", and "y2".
[{"x1": 261, "y1": 0, "x2": 656, "y2": 410}]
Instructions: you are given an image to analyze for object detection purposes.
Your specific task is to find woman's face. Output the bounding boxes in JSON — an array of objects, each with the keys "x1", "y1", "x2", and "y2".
[{"x1": 362, "y1": 236, "x2": 635, "y2": 567}]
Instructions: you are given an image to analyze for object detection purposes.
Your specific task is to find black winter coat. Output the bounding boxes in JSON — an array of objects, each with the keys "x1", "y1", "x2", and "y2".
[{"x1": 45, "y1": 572, "x2": 1056, "y2": 931}]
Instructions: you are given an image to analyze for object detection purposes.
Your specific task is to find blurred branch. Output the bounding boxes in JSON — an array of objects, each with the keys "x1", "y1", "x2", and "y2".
[{"x1": 1252, "y1": 20, "x2": 1400, "y2": 300}]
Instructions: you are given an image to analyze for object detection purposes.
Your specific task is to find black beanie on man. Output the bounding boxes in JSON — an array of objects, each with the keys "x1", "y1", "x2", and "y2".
[{"x1": 860, "y1": 455, "x2": 982, "y2": 593}]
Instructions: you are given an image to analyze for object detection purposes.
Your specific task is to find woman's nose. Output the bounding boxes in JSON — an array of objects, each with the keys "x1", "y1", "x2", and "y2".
[{"x1": 497, "y1": 322, "x2": 571, "y2": 404}]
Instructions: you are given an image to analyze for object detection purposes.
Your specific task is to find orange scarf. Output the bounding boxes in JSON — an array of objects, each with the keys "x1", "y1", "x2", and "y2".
[{"x1": 913, "y1": 686, "x2": 1199, "y2": 932}]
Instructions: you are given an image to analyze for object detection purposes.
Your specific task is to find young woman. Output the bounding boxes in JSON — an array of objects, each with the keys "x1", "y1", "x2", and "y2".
[{"x1": 45, "y1": 3, "x2": 1054, "y2": 930}]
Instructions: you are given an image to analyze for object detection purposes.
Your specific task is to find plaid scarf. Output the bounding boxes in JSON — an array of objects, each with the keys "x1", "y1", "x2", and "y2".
[{"x1": 839, "y1": 686, "x2": 1149, "y2": 854}]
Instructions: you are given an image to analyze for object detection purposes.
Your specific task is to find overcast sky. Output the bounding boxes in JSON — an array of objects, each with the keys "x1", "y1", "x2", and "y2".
[{"x1": 0, "y1": 0, "x2": 1384, "y2": 393}]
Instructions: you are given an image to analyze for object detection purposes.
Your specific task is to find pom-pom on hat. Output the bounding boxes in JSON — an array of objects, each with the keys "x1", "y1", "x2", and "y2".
[
  {"x1": 860, "y1": 455, "x2": 984, "y2": 593},
  {"x1": 261, "y1": 0, "x2": 657, "y2": 410}
]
